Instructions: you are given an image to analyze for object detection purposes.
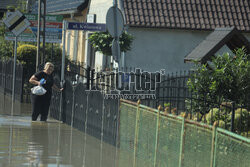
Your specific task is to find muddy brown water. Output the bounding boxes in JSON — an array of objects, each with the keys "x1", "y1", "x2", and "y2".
[{"x1": 0, "y1": 115, "x2": 118, "y2": 167}]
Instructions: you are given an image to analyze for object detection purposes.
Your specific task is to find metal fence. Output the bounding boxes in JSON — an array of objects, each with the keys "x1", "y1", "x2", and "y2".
[
  {"x1": 0, "y1": 60, "x2": 23, "y2": 101},
  {"x1": 0, "y1": 58, "x2": 244, "y2": 138},
  {"x1": 119, "y1": 99, "x2": 250, "y2": 167},
  {"x1": 50, "y1": 76, "x2": 119, "y2": 146},
  {"x1": 0, "y1": 58, "x2": 245, "y2": 138},
  {"x1": 51, "y1": 67, "x2": 249, "y2": 137}
]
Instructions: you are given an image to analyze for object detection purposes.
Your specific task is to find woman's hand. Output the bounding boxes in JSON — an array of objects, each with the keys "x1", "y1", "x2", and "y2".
[
  {"x1": 59, "y1": 88, "x2": 64, "y2": 92},
  {"x1": 52, "y1": 84, "x2": 64, "y2": 92}
]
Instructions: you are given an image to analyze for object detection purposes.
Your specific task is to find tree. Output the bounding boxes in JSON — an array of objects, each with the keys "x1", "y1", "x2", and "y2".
[{"x1": 0, "y1": 24, "x2": 13, "y2": 59}]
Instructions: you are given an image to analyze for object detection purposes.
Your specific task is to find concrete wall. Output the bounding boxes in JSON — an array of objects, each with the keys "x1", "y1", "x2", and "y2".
[{"x1": 124, "y1": 28, "x2": 250, "y2": 73}]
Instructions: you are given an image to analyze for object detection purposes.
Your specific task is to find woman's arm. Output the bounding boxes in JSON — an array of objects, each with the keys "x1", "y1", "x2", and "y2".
[
  {"x1": 29, "y1": 75, "x2": 40, "y2": 86},
  {"x1": 52, "y1": 84, "x2": 63, "y2": 92}
]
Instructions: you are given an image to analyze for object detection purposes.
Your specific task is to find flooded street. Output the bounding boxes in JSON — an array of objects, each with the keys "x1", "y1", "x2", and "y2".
[{"x1": 0, "y1": 115, "x2": 117, "y2": 167}]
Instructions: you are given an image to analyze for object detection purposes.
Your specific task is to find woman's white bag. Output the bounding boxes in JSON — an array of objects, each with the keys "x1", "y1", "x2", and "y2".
[{"x1": 31, "y1": 86, "x2": 47, "y2": 95}]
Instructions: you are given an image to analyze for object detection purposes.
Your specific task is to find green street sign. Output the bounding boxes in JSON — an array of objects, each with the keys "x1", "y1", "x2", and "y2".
[{"x1": 5, "y1": 13, "x2": 63, "y2": 43}]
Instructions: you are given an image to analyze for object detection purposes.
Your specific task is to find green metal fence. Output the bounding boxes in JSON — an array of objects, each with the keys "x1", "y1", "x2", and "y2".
[{"x1": 119, "y1": 99, "x2": 250, "y2": 167}]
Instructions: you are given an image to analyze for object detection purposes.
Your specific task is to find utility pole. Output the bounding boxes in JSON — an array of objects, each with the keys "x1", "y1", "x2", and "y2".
[{"x1": 36, "y1": 0, "x2": 46, "y2": 72}]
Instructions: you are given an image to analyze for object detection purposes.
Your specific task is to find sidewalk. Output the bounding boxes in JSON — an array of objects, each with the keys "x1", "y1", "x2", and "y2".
[{"x1": 0, "y1": 115, "x2": 117, "y2": 167}]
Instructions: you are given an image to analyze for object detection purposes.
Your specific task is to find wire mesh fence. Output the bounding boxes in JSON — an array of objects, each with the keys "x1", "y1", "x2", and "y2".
[{"x1": 119, "y1": 99, "x2": 250, "y2": 167}]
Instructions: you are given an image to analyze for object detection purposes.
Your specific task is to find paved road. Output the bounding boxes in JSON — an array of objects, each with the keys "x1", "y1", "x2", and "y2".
[{"x1": 0, "y1": 115, "x2": 117, "y2": 167}]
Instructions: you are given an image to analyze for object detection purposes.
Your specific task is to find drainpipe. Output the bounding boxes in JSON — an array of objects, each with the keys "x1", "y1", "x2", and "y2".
[{"x1": 71, "y1": 13, "x2": 79, "y2": 62}]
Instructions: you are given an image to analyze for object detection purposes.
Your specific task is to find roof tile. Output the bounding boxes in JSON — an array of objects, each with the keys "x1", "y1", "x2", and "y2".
[{"x1": 123, "y1": 0, "x2": 250, "y2": 32}]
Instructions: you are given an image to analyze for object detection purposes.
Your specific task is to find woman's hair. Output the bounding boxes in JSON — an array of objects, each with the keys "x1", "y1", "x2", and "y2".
[{"x1": 44, "y1": 62, "x2": 54, "y2": 70}]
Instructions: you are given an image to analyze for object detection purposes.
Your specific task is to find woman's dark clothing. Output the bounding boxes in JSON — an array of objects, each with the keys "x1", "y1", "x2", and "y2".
[{"x1": 31, "y1": 71, "x2": 54, "y2": 121}]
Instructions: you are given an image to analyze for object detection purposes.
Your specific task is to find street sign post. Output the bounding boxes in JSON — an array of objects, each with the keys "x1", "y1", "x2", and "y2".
[
  {"x1": 111, "y1": 39, "x2": 121, "y2": 62},
  {"x1": 3, "y1": 10, "x2": 30, "y2": 116},
  {"x1": 106, "y1": 6, "x2": 124, "y2": 37},
  {"x1": 106, "y1": 6, "x2": 124, "y2": 63},
  {"x1": 106, "y1": 4, "x2": 125, "y2": 90}
]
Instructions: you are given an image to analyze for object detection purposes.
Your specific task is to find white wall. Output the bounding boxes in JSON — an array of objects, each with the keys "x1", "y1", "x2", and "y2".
[
  {"x1": 88, "y1": 0, "x2": 113, "y2": 23},
  {"x1": 125, "y1": 28, "x2": 250, "y2": 73},
  {"x1": 124, "y1": 28, "x2": 205, "y2": 73}
]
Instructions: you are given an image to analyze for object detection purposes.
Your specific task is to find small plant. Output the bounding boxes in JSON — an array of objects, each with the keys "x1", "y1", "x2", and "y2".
[{"x1": 88, "y1": 31, "x2": 134, "y2": 56}]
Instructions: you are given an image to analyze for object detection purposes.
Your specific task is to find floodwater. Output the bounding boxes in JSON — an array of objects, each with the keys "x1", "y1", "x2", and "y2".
[{"x1": 0, "y1": 115, "x2": 118, "y2": 167}]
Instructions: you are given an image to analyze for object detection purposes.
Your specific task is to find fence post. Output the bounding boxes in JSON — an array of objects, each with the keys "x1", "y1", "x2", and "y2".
[
  {"x1": 59, "y1": 78, "x2": 66, "y2": 122},
  {"x1": 86, "y1": 66, "x2": 90, "y2": 90},
  {"x1": 70, "y1": 85, "x2": 76, "y2": 127},
  {"x1": 210, "y1": 121, "x2": 218, "y2": 167},
  {"x1": 3, "y1": 61, "x2": 6, "y2": 95},
  {"x1": 231, "y1": 102, "x2": 235, "y2": 132},
  {"x1": 133, "y1": 100, "x2": 141, "y2": 167},
  {"x1": 20, "y1": 64, "x2": 24, "y2": 103},
  {"x1": 153, "y1": 105, "x2": 162, "y2": 167},
  {"x1": 115, "y1": 98, "x2": 121, "y2": 167},
  {"x1": 178, "y1": 116, "x2": 186, "y2": 167},
  {"x1": 91, "y1": 69, "x2": 95, "y2": 90}
]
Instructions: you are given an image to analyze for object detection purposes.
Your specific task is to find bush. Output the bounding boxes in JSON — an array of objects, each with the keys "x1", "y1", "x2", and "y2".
[
  {"x1": 17, "y1": 43, "x2": 66, "y2": 82},
  {"x1": 187, "y1": 47, "x2": 250, "y2": 116},
  {"x1": 231, "y1": 108, "x2": 250, "y2": 131},
  {"x1": 205, "y1": 108, "x2": 220, "y2": 124},
  {"x1": 17, "y1": 44, "x2": 37, "y2": 79}
]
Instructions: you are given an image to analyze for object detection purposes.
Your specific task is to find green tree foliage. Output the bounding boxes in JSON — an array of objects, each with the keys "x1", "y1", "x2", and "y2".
[
  {"x1": 0, "y1": 24, "x2": 13, "y2": 58},
  {"x1": 17, "y1": 44, "x2": 63, "y2": 79},
  {"x1": 17, "y1": 44, "x2": 37, "y2": 79},
  {"x1": 88, "y1": 31, "x2": 134, "y2": 56},
  {"x1": 187, "y1": 47, "x2": 250, "y2": 116}
]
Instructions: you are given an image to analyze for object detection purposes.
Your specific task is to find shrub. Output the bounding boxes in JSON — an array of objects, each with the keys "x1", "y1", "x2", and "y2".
[
  {"x1": 187, "y1": 47, "x2": 250, "y2": 118},
  {"x1": 17, "y1": 44, "x2": 65, "y2": 81},
  {"x1": 231, "y1": 108, "x2": 250, "y2": 131},
  {"x1": 205, "y1": 108, "x2": 220, "y2": 124},
  {"x1": 17, "y1": 44, "x2": 37, "y2": 79}
]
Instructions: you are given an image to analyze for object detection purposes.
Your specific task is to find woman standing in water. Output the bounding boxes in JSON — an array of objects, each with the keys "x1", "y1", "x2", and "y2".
[{"x1": 29, "y1": 62, "x2": 63, "y2": 121}]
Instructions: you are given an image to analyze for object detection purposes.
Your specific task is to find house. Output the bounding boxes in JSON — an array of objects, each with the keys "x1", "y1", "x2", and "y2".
[
  {"x1": 185, "y1": 27, "x2": 250, "y2": 63},
  {"x1": 86, "y1": 0, "x2": 250, "y2": 73},
  {"x1": 31, "y1": 0, "x2": 89, "y2": 63}
]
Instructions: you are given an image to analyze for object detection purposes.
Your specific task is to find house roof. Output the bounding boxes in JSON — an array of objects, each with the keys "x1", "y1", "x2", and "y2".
[
  {"x1": 184, "y1": 27, "x2": 250, "y2": 63},
  {"x1": 32, "y1": 0, "x2": 87, "y2": 14},
  {"x1": 123, "y1": 0, "x2": 250, "y2": 32}
]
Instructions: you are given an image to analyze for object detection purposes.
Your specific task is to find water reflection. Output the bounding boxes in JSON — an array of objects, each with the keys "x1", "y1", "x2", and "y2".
[{"x1": 0, "y1": 116, "x2": 117, "y2": 167}]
